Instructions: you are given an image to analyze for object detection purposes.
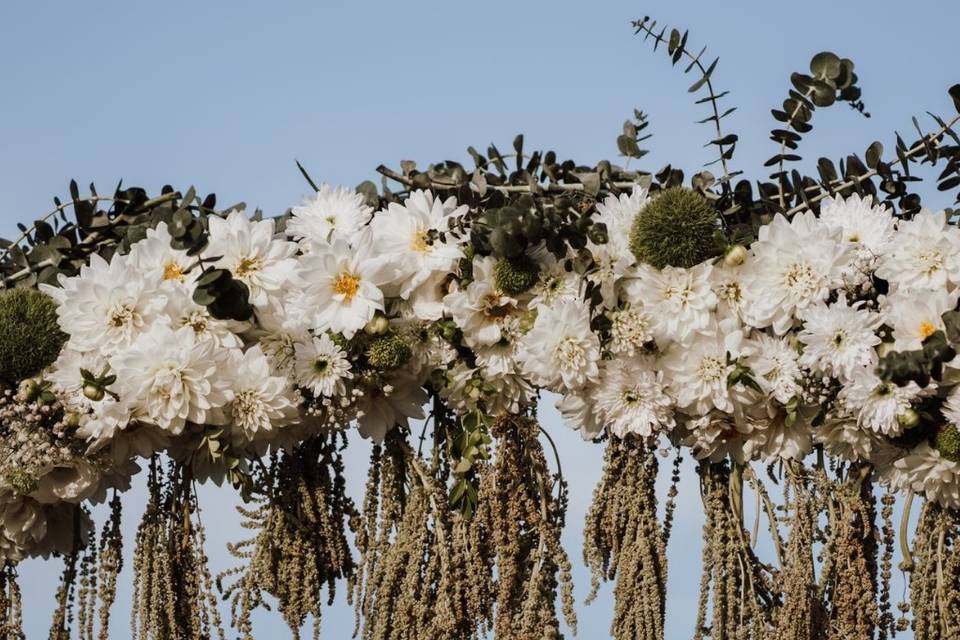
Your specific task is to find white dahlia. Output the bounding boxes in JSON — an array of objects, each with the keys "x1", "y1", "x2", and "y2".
[
  {"x1": 293, "y1": 333, "x2": 352, "y2": 397},
  {"x1": 355, "y1": 373, "x2": 426, "y2": 442},
  {"x1": 128, "y1": 221, "x2": 194, "y2": 290},
  {"x1": 881, "y1": 288, "x2": 959, "y2": 351},
  {"x1": 288, "y1": 184, "x2": 373, "y2": 249},
  {"x1": 797, "y1": 299, "x2": 881, "y2": 381},
  {"x1": 890, "y1": 443, "x2": 960, "y2": 509},
  {"x1": 223, "y1": 346, "x2": 300, "y2": 443},
  {"x1": 112, "y1": 325, "x2": 232, "y2": 434},
  {"x1": 206, "y1": 209, "x2": 299, "y2": 307},
  {"x1": 42, "y1": 252, "x2": 167, "y2": 356},
  {"x1": 819, "y1": 193, "x2": 896, "y2": 262},
  {"x1": 662, "y1": 318, "x2": 748, "y2": 415},
  {"x1": 443, "y1": 256, "x2": 519, "y2": 348},
  {"x1": 841, "y1": 368, "x2": 924, "y2": 436},
  {"x1": 743, "y1": 333, "x2": 801, "y2": 405},
  {"x1": 556, "y1": 390, "x2": 603, "y2": 440},
  {"x1": 517, "y1": 299, "x2": 601, "y2": 392},
  {"x1": 164, "y1": 293, "x2": 244, "y2": 349},
  {"x1": 606, "y1": 305, "x2": 654, "y2": 357},
  {"x1": 622, "y1": 262, "x2": 716, "y2": 345},
  {"x1": 592, "y1": 358, "x2": 674, "y2": 438},
  {"x1": 876, "y1": 209, "x2": 960, "y2": 292},
  {"x1": 741, "y1": 212, "x2": 853, "y2": 334}
]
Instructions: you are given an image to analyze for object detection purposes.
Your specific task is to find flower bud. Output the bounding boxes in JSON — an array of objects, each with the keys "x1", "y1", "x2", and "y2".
[
  {"x1": 897, "y1": 409, "x2": 920, "y2": 430},
  {"x1": 83, "y1": 383, "x2": 105, "y2": 402},
  {"x1": 364, "y1": 314, "x2": 390, "y2": 336},
  {"x1": 724, "y1": 244, "x2": 748, "y2": 267}
]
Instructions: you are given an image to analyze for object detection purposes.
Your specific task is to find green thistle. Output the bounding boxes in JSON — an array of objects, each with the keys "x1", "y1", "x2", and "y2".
[
  {"x1": 367, "y1": 334, "x2": 412, "y2": 370},
  {"x1": 629, "y1": 187, "x2": 720, "y2": 268},
  {"x1": 494, "y1": 255, "x2": 540, "y2": 295},
  {"x1": 0, "y1": 288, "x2": 66, "y2": 384},
  {"x1": 934, "y1": 423, "x2": 960, "y2": 463}
]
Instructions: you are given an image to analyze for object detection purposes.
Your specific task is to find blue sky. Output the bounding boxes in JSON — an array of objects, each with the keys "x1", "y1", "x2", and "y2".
[{"x1": 3, "y1": 1, "x2": 959, "y2": 637}]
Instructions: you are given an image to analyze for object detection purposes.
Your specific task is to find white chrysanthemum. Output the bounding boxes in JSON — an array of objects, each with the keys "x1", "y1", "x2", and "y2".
[
  {"x1": 355, "y1": 373, "x2": 427, "y2": 442},
  {"x1": 743, "y1": 333, "x2": 801, "y2": 405},
  {"x1": 372, "y1": 190, "x2": 465, "y2": 299},
  {"x1": 288, "y1": 184, "x2": 373, "y2": 249},
  {"x1": 517, "y1": 299, "x2": 600, "y2": 392},
  {"x1": 622, "y1": 262, "x2": 716, "y2": 345},
  {"x1": 876, "y1": 209, "x2": 960, "y2": 292},
  {"x1": 206, "y1": 209, "x2": 299, "y2": 307},
  {"x1": 444, "y1": 256, "x2": 519, "y2": 348},
  {"x1": 474, "y1": 323, "x2": 521, "y2": 377},
  {"x1": 293, "y1": 333, "x2": 352, "y2": 397},
  {"x1": 816, "y1": 415, "x2": 896, "y2": 465},
  {"x1": 890, "y1": 443, "x2": 960, "y2": 509},
  {"x1": 741, "y1": 212, "x2": 853, "y2": 334},
  {"x1": 164, "y1": 293, "x2": 243, "y2": 349},
  {"x1": 798, "y1": 299, "x2": 881, "y2": 381},
  {"x1": 223, "y1": 346, "x2": 299, "y2": 442},
  {"x1": 593, "y1": 358, "x2": 674, "y2": 438},
  {"x1": 556, "y1": 390, "x2": 603, "y2": 440},
  {"x1": 711, "y1": 262, "x2": 747, "y2": 321},
  {"x1": 841, "y1": 367, "x2": 924, "y2": 436},
  {"x1": 292, "y1": 229, "x2": 395, "y2": 338},
  {"x1": 42, "y1": 252, "x2": 167, "y2": 356},
  {"x1": 128, "y1": 221, "x2": 194, "y2": 289},
  {"x1": 662, "y1": 318, "x2": 747, "y2": 415},
  {"x1": 607, "y1": 305, "x2": 654, "y2": 356},
  {"x1": 881, "y1": 288, "x2": 959, "y2": 351},
  {"x1": 754, "y1": 407, "x2": 813, "y2": 463},
  {"x1": 112, "y1": 325, "x2": 232, "y2": 434},
  {"x1": 251, "y1": 302, "x2": 312, "y2": 375},
  {"x1": 586, "y1": 186, "x2": 649, "y2": 307},
  {"x1": 819, "y1": 193, "x2": 896, "y2": 264},
  {"x1": 682, "y1": 411, "x2": 766, "y2": 464}
]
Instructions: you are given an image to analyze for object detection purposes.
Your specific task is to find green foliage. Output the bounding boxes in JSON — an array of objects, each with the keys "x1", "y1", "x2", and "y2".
[
  {"x1": 629, "y1": 187, "x2": 720, "y2": 268},
  {"x1": 934, "y1": 424, "x2": 960, "y2": 463},
  {"x1": 367, "y1": 334, "x2": 412, "y2": 371},
  {"x1": 0, "y1": 288, "x2": 66, "y2": 383},
  {"x1": 494, "y1": 255, "x2": 540, "y2": 295},
  {"x1": 878, "y1": 331, "x2": 956, "y2": 388}
]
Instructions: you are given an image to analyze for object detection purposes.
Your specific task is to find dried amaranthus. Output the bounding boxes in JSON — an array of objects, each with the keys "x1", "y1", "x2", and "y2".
[{"x1": 907, "y1": 501, "x2": 960, "y2": 638}]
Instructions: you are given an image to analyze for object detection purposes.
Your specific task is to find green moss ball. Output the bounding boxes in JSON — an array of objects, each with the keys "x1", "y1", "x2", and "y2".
[
  {"x1": 628, "y1": 187, "x2": 720, "y2": 268},
  {"x1": 934, "y1": 424, "x2": 960, "y2": 463},
  {"x1": 494, "y1": 255, "x2": 540, "y2": 296},
  {"x1": 0, "y1": 288, "x2": 66, "y2": 384},
  {"x1": 367, "y1": 334, "x2": 412, "y2": 371}
]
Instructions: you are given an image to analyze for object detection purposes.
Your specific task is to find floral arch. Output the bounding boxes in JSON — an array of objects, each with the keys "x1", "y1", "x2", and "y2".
[{"x1": 2, "y1": 16, "x2": 960, "y2": 640}]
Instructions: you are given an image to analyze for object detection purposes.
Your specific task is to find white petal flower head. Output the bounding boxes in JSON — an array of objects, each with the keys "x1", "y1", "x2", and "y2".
[
  {"x1": 798, "y1": 299, "x2": 881, "y2": 381},
  {"x1": 890, "y1": 443, "x2": 960, "y2": 509},
  {"x1": 288, "y1": 183, "x2": 373, "y2": 249},
  {"x1": 841, "y1": 367, "x2": 923, "y2": 436},
  {"x1": 164, "y1": 292, "x2": 244, "y2": 349},
  {"x1": 881, "y1": 288, "x2": 959, "y2": 351},
  {"x1": 743, "y1": 333, "x2": 801, "y2": 405},
  {"x1": 223, "y1": 346, "x2": 300, "y2": 443},
  {"x1": 607, "y1": 305, "x2": 655, "y2": 357},
  {"x1": 587, "y1": 186, "x2": 649, "y2": 309},
  {"x1": 819, "y1": 193, "x2": 896, "y2": 259},
  {"x1": 112, "y1": 324, "x2": 232, "y2": 435},
  {"x1": 128, "y1": 222, "x2": 193, "y2": 289},
  {"x1": 293, "y1": 228, "x2": 394, "y2": 338},
  {"x1": 623, "y1": 262, "x2": 716, "y2": 345},
  {"x1": 943, "y1": 386, "x2": 960, "y2": 426},
  {"x1": 711, "y1": 262, "x2": 748, "y2": 322},
  {"x1": 355, "y1": 373, "x2": 427, "y2": 442},
  {"x1": 518, "y1": 299, "x2": 601, "y2": 392},
  {"x1": 293, "y1": 333, "x2": 352, "y2": 397},
  {"x1": 443, "y1": 256, "x2": 519, "y2": 348},
  {"x1": 48, "y1": 347, "x2": 110, "y2": 410},
  {"x1": 662, "y1": 317, "x2": 746, "y2": 415},
  {"x1": 372, "y1": 189, "x2": 466, "y2": 298},
  {"x1": 253, "y1": 301, "x2": 312, "y2": 375},
  {"x1": 741, "y1": 212, "x2": 853, "y2": 334},
  {"x1": 593, "y1": 358, "x2": 675, "y2": 438},
  {"x1": 42, "y1": 252, "x2": 167, "y2": 356},
  {"x1": 556, "y1": 390, "x2": 603, "y2": 440},
  {"x1": 877, "y1": 209, "x2": 960, "y2": 292},
  {"x1": 206, "y1": 209, "x2": 299, "y2": 308},
  {"x1": 528, "y1": 252, "x2": 580, "y2": 311}
]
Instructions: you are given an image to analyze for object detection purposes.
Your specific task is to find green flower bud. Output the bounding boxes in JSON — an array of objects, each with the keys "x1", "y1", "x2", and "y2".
[
  {"x1": 0, "y1": 289, "x2": 67, "y2": 384},
  {"x1": 493, "y1": 255, "x2": 540, "y2": 296},
  {"x1": 934, "y1": 424, "x2": 960, "y2": 463},
  {"x1": 896, "y1": 409, "x2": 920, "y2": 430},
  {"x1": 367, "y1": 334, "x2": 412, "y2": 371},
  {"x1": 364, "y1": 314, "x2": 390, "y2": 336},
  {"x1": 83, "y1": 383, "x2": 105, "y2": 402},
  {"x1": 724, "y1": 244, "x2": 748, "y2": 267},
  {"x1": 629, "y1": 187, "x2": 721, "y2": 268}
]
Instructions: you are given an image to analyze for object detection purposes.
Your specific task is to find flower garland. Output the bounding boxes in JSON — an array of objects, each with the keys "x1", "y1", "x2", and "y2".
[{"x1": 3, "y1": 15, "x2": 960, "y2": 640}]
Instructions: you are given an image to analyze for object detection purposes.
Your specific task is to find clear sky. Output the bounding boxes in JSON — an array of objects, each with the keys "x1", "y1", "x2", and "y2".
[{"x1": 2, "y1": 1, "x2": 959, "y2": 637}]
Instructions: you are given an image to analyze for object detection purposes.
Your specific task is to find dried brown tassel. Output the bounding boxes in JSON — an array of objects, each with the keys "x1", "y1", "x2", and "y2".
[
  {"x1": 219, "y1": 432, "x2": 356, "y2": 639},
  {"x1": 694, "y1": 461, "x2": 778, "y2": 640},
  {"x1": 819, "y1": 464, "x2": 878, "y2": 640},
  {"x1": 130, "y1": 458, "x2": 224, "y2": 640},
  {"x1": 583, "y1": 435, "x2": 667, "y2": 640},
  {"x1": 475, "y1": 414, "x2": 576, "y2": 640},
  {"x1": 0, "y1": 562, "x2": 23, "y2": 639},
  {"x1": 907, "y1": 501, "x2": 960, "y2": 639},
  {"x1": 352, "y1": 428, "x2": 494, "y2": 640}
]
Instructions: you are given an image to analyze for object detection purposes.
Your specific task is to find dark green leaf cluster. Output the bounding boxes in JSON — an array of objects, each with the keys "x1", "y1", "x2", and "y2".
[
  {"x1": 0, "y1": 288, "x2": 66, "y2": 384},
  {"x1": 192, "y1": 269, "x2": 254, "y2": 322},
  {"x1": 878, "y1": 331, "x2": 956, "y2": 388},
  {"x1": 629, "y1": 187, "x2": 721, "y2": 268},
  {"x1": 617, "y1": 110, "x2": 652, "y2": 160}
]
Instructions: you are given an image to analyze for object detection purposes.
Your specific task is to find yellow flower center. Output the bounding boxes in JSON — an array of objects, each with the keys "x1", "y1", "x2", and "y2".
[
  {"x1": 919, "y1": 320, "x2": 937, "y2": 340},
  {"x1": 410, "y1": 229, "x2": 430, "y2": 254},
  {"x1": 334, "y1": 272, "x2": 361, "y2": 301},
  {"x1": 163, "y1": 261, "x2": 184, "y2": 281},
  {"x1": 235, "y1": 256, "x2": 264, "y2": 277}
]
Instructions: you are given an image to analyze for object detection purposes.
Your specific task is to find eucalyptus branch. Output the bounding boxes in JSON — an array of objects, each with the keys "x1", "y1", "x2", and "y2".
[{"x1": 376, "y1": 164, "x2": 638, "y2": 195}]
